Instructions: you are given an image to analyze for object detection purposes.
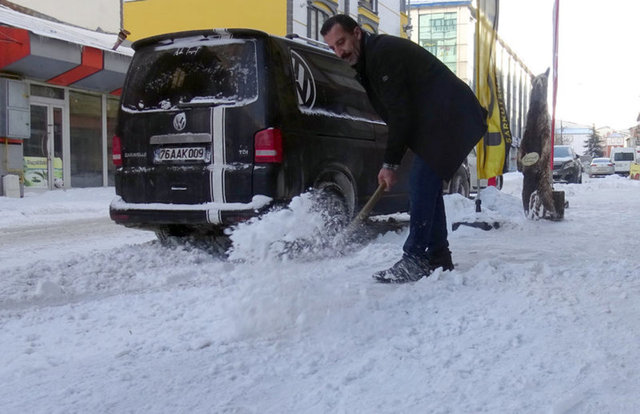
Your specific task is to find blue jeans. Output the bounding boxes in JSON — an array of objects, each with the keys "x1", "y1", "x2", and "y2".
[{"x1": 402, "y1": 155, "x2": 449, "y2": 259}]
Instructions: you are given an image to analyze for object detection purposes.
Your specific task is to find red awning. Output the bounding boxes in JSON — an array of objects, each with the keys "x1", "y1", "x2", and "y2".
[{"x1": 0, "y1": 26, "x2": 130, "y2": 94}]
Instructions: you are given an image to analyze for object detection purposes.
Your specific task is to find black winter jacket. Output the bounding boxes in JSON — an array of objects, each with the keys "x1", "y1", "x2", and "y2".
[{"x1": 354, "y1": 32, "x2": 488, "y2": 180}]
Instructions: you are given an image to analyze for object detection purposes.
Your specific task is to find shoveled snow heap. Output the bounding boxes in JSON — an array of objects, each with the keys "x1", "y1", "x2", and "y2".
[{"x1": 1, "y1": 172, "x2": 639, "y2": 413}]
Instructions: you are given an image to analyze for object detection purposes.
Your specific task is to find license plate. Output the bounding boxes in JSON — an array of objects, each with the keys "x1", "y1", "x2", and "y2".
[{"x1": 154, "y1": 147, "x2": 207, "y2": 163}]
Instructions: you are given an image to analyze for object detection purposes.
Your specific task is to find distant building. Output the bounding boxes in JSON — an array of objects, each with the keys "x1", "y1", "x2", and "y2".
[
  {"x1": 628, "y1": 112, "x2": 640, "y2": 148},
  {"x1": 604, "y1": 131, "x2": 629, "y2": 157},
  {"x1": 554, "y1": 121, "x2": 592, "y2": 156}
]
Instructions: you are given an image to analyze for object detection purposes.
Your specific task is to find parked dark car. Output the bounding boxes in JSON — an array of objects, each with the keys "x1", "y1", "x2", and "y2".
[
  {"x1": 110, "y1": 29, "x2": 412, "y2": 240},
  {"x1": 552, "y1": 145, "x2": 582, "y2": 183}
]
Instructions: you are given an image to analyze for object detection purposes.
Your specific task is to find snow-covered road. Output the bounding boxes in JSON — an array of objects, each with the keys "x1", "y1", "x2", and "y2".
[
  {"x1": 0, "y1": 216, "x2": 154, "y2": 269},
  {"x1": 1, "y1": 174, "x2": 639, "y2": 413}
]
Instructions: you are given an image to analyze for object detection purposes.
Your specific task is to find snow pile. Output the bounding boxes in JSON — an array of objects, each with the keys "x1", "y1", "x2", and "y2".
[{"x1": 227, "y1": 192, "x2": 330, "y2": 262}]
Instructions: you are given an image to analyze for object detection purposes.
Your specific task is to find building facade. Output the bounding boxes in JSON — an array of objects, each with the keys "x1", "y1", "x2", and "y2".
[
  {"x1": 123, "y1": 0, "x2": 410, "y2": 42},
  {"x1": 0, "y1": 4, "x2": 131, "y2": 194},
  {"x1": 408, "y1": 0, "x2": 533, "y2": 170}
]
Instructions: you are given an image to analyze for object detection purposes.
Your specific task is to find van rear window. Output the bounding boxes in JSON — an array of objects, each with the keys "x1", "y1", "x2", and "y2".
[
  {"x1": 122, "y1": 39, "x2": 258, "y2": 111},
  {"x1": 613, "y1": 152, "x2": 634, "y2": 161}
]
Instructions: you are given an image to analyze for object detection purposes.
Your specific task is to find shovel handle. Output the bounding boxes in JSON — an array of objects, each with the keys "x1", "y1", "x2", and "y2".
[{"x1": 354, "y1": 182, "x2": 386, "y2": 222}]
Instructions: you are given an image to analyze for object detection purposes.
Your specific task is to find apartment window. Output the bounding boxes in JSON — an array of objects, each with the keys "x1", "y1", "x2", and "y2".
[
  {"x1": 308, "y1": 6, "x2": 330, "y2": 40},
  {"x1": 418, "y1": 12, "x2": 458, "y2": 74},
  {"x1": 359, "y1": 0, "x2": 378, "y2": 13}
]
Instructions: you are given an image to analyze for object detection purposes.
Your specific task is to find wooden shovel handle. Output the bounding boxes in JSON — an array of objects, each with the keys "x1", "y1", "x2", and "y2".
[{"x1": 354, "y1": 182, "x2": 386, "y2": 222}]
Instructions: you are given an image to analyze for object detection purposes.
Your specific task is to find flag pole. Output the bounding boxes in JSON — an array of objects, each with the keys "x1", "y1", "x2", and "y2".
[
  {"x1": 474, "y1": 0, "x2": 482, "y2": 208},
  {"x1": 475, "y1": 0, "x2": 480, "y2": 95},
  {"x1": 550, "y1": 0, "x2": 560, "y2": 167}
]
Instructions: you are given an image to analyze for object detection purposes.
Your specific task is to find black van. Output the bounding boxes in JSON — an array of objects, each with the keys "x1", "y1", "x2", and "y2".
[{"x1": 110, "y1": 29, "x2": 413, "y2": 239}]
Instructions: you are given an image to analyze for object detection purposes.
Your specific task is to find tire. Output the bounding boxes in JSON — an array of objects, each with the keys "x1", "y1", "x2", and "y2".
[
  {"x1": 449, "y1": 169, "x2": 470, "y2": 198},
  {"x1": 155, "y1": 225, "x2": 192, "y2": 244},
  {"x1": 495, "y1": 175, "x2": 504, "y2": 190},
  {"x1": 571, "y1": 171, "x2": 582, "y2": 184},
  {"x1": 313, "y1": 170, "x2": 356, "y2": 229}
]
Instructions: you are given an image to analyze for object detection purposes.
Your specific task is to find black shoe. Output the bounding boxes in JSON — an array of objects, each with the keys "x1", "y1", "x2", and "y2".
[
  {"x1": 427, "y1": 247, "x2": 454, "y2": 272},
  {"x1": 373, "y1": 254, "x2": 431, "y2": 284}
]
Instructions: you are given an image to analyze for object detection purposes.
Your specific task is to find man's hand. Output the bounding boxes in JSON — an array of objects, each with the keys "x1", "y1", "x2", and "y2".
[{"x1": 378, "y1": 167, "x2": 398, "y2": 191}]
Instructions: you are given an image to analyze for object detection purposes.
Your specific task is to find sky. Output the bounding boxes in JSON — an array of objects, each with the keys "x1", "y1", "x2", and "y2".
[{"x1": 499, "y1": 0, "x2": 640, "y2": 130}]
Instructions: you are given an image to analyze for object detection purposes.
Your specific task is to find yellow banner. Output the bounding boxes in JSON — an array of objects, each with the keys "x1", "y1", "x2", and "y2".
[
  {"x1": 630, "y1": 163, "x2": 640, "y2": 180},
  {"x1": 475, "y1": 0, "x2": 512, "y2": 180}
]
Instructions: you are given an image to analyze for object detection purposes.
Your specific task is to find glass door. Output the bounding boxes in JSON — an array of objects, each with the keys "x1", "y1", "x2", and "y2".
[{"x1": 24, "y1": 104, "x2": 64, "y2": 189}]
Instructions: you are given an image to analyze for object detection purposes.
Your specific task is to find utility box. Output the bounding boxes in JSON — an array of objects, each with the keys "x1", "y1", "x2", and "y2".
[
  {"x1": 0, "y1": 78, "x2": 31, "y2": 139},
  {"x1": 2, "y1": 174, "x2": 22, "y2": 198}
]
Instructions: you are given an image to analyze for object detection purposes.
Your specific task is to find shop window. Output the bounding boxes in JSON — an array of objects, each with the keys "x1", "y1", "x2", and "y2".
[{"x1": 70, "y1": 91, "x2": 102, "y2": 187}]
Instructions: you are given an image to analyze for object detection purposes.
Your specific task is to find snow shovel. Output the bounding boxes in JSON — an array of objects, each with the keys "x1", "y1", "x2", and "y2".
[
  {"x1": 275, "y1": 183, "x2": 388, "y2": 257},
  {"x1": 343, "y1": 182, "x2": 387, "y2": 235}
]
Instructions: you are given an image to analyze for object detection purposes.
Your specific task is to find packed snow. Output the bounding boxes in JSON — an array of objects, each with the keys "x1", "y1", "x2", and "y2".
[{"x1": 1, "y1": 172, "x2": 640, "y2": 413}]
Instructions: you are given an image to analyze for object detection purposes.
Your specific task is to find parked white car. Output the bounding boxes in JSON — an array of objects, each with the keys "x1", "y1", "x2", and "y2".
[{"x1": 588, "y1": 157, "x2": 615, "y2": 177}]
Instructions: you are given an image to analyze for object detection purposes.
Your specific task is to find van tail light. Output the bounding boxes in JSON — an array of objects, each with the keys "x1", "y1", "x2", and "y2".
[
  {"x1": 254, "y1": 128, "x2": 283, "y2": 163},
  {"x1": 112, "y1": 135, "x2": 123, "y2": 166}
]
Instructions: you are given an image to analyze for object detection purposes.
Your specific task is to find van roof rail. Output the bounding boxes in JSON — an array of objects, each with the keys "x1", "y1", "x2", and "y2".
[{"x1": 285, "y1": 33, "x2": 331, "y2": 51}]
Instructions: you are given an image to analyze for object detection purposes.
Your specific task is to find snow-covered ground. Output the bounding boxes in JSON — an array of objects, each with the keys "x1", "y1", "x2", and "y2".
[{"x1": 1, "y1": 173, "x2": 639, "y2": 413}]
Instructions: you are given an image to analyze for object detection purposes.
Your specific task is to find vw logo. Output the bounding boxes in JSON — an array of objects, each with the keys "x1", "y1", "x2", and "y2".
[
  {"x1": 173, "y1": 112, "x2": 187, "y2": 131},
  {"x1": 290, "y1": 50, "x2": 316, "y2": 109}
]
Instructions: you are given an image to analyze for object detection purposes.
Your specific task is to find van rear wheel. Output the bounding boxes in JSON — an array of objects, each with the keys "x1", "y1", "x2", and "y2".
[
  {"x1": 155, "y1": 225, "x2": 192, "y2": 244},
  {"x1": 313, "y1": 171, "x2": 356, "y2": 230},
  {"x1": 314, "y1": 184, "x2": 351, "y2": 229}
]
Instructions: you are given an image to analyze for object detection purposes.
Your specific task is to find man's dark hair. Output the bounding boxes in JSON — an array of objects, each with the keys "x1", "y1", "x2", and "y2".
[{"x1": 320, "y1": 14, "x2": 359, "y2": 36}]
